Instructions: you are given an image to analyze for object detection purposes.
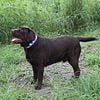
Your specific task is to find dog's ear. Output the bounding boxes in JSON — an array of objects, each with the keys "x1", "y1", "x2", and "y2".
[{"x1": 20, "y1": 26, "x2": 33, "y2": 33}]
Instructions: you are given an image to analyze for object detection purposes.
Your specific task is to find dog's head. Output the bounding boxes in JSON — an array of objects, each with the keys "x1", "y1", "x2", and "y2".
[{"x1": 11, "y1": 26, "x2": 35, "y2": 44}]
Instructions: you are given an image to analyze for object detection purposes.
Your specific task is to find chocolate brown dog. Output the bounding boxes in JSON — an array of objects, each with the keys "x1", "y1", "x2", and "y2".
[{"x1": 11, "y1": 26, "x2": 97, "y2": 90}]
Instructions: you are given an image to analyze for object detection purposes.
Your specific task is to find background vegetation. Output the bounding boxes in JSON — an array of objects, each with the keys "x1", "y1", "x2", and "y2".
[{"x1": 0, "y1": 0, "x2": 100, "y2": 43}]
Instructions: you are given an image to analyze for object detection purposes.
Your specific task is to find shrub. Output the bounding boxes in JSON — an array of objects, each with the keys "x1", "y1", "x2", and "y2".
[{"x1": 0, "y1": 0, "x2": 100, "y2": 43}]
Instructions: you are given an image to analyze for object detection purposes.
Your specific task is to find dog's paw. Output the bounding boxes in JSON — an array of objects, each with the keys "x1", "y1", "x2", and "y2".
[
  {"x1": 31, "y1": 80, "x2": 37, "y2": 84},
  {"x1": 35, "y1": 85, "x2": 42, "y2": 90},
  {"x1": 74, "y1": 71, "x2": 80, "y2": 78}
]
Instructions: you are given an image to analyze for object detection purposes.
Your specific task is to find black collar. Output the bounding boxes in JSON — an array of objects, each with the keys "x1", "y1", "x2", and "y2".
[{"x1": 21, "y1": 35, "x2": 38, "y2": 49}]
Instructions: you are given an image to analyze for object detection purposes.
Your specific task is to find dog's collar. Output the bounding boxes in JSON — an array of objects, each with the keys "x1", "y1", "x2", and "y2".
[
  {"x1": 26, "y1": 34, "x2": 37, "y2": 48},
  {"x1": 21, "y1": 34, "x2": 38, "y2": 49}
]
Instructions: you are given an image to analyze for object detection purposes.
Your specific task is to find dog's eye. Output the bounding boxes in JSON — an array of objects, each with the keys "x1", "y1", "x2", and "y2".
[
  {"x1": 19, "y1": 29, "x2": 24, "y2": 33},
  {"x1": 20, "y1": 28, "x2": 28, "y2": 33}
]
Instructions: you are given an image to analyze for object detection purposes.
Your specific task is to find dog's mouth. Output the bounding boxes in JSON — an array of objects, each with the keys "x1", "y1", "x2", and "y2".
[{"x1": 12, "y1": 38, "x2": 23, "y2": 44}]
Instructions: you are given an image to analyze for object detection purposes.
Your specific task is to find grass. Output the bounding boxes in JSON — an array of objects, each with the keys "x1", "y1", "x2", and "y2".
[
  {"x1": 0, "y1": 45, "x2": 43, "y2": 100},
  {"x1": 0, "y1": 0, "x2": 100, "y2": 43},
  {"x1": 0, "y1": 29, "x2": 100, "y2": 99}
]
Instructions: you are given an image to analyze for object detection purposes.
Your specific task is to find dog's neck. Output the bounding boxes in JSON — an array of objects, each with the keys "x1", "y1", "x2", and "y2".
[{"x1": 21, "y1": 34, "x2": 38, "y2": 49}]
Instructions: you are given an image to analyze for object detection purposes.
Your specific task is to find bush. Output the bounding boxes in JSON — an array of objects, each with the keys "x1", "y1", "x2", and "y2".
[{"x1": 0, "y1": 0, "x2": 100, "y2": 43}]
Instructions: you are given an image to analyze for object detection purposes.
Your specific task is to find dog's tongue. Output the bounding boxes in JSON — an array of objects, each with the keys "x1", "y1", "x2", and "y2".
[{"x1": 12, "y1": 38, "x2": 23, "y2": 44}]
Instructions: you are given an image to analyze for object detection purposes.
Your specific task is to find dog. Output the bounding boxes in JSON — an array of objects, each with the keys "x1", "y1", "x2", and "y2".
[{"x1": 11, "y1": 26, "x2": 97, "y2": 90}]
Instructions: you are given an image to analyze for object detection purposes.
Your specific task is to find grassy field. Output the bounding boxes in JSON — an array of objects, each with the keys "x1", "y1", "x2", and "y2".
[
  {"x1": 0, "y1": 0, "x2": 100, "y2": 43},
  {"x1": 0, "y1": 0, "x2": 100, "y2": 99},
  {"x1": 0, "y1": 29, "x2": 100, "y2": 100}
]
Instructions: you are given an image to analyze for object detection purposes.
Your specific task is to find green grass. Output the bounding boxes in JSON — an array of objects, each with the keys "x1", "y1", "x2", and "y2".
[
  {"x1": 70, "y1": 67, "x2": 100, "y2": 100},
  {"x1": 0, "y1": 28, "x2": 100, "y2": 99},
  {"x1": 0, "y1": 0, "x2": 100, "y2": 43},
  {"x1": 0, "y1": 45, "x2": 44, "y2": 100}
]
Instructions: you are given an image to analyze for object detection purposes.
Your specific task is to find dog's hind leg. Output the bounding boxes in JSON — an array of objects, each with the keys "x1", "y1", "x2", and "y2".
[{"x1": 68, "y1": 57, "x2": 80, "y2": 78}]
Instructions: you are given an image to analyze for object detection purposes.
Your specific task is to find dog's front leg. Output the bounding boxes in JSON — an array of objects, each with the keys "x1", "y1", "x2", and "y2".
[
  {"x1": 35, "y1": 67, "x2": 44, "y2": 90},
  {"x1": 32, "y1": 66, "x2": 38, "y2": 83}
]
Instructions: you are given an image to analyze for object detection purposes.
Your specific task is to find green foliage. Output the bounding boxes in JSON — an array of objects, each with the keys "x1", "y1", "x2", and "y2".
[
  {"x1": 0, "y1": 84, "x2": 30, "y2": 100},
  {"x1": 85, "y1": 53, "x2": 100, "y2": 67},
  {"x1": 0, "y1": 45, "x2": 23, "y2": 83},
  {"x1": 84, "y1": 41, "x2": 100, "y2": 67},
  {"x1": 0, "y1": 0, "x2": 100, "y2": 43},
  {"x1": 70, "y1": 67, "x2": 100, "y2": 100},
  {"x1": 0, "y1": 45, "x2": 44, "y2": 100},
  {"x1": 0, "y1": 84, "x2": 43, "y2": 100},
  {"x1": 0, "y1": 45, "x2": 23, "y2": 64}
]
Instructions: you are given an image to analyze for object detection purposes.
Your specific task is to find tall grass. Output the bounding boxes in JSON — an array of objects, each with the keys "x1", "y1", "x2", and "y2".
[{"x1": 0, "y1": 0, "x2": 100, "y2": 43}]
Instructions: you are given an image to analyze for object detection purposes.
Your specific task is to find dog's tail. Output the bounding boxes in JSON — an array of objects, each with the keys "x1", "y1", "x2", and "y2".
[{"x1": 77, "y1": 37, "x2": 98, "y2": 42}]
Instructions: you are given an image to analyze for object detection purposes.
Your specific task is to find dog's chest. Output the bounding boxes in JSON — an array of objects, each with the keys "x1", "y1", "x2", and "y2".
[{"x1": 25, "y1": 50, "x2": 39, "y2": 64}]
